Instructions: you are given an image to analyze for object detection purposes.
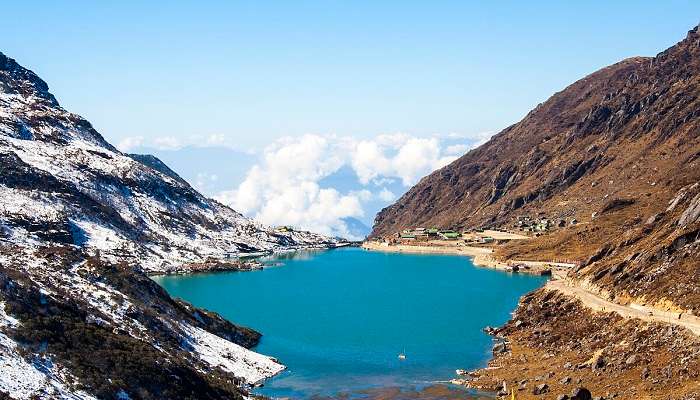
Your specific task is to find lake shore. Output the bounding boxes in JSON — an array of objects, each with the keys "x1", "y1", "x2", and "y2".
[
  {"x1": 360, "y1": 241, "x2": 557, "y2": 276},
  {"x1": 149, "y1": 243, "x2": 355, "y2": 275},
  {"x1": 154, "y1": 246, "x2": 546, "y2": 398}
]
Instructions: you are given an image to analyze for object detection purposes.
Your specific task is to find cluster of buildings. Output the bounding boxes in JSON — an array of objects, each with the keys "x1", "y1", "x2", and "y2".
[
  {"x1": 398, "y1": 227, "x2": 460, "y2": 240},
  {"x1": 515, "y1": 216, "x2": 551, "y2": 233},
  {"x1": 396, "y1": 227, "x2": 495, "y2": 244},
  {"x1": 515, "y1": 215, "x2": 577, "y2": 233}
]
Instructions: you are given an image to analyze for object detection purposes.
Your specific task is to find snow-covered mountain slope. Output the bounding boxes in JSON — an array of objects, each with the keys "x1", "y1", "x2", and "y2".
[
  {"x1": 0, "y1": 245, "x2": 283, "y2": 399},
  {"x1": 0, "y1": 52, "x2": 341, "y2": 399},
  {"x1": 0, "y1": 52, "x2": 343, "y2": 274}
]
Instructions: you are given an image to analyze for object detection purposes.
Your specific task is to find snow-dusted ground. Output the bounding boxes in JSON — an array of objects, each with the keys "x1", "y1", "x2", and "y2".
[
  {"x1": 0, "y1": 56, "x2": 346, "y2": 274},
  {"x1": 0, "y1": 51, "x2": 346, "y2": 398},
  {"x1": 0, "y1": 241, "x2": 286, "y2": 398},
  {"x1": 0, "y1": 302, "x2": 98, "y2": 400},
  {"x1": 180, "y1": 323, "x2": 285, "y2": 384}
]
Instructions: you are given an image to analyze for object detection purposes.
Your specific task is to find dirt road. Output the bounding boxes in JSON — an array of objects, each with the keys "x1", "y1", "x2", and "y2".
[{"x1": 547, "y1": 279, "x2": 700, "y2": 335}]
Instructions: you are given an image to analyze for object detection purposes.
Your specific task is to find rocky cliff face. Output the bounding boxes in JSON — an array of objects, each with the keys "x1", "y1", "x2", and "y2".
[{"x1": 0, "y1": 52, "x2": 342, "y2": 398}]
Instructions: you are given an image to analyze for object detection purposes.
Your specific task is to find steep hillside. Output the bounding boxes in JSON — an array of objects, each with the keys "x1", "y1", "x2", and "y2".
[
  {"x1": 372, "y1": 27, "x2": 700, "y2": 306},
  {"x1": 373, "y1": 27, "x2": 699, "y2": 239},
  {"x1": 0, "y1": 51, "x2": 342, "y2": 274},
  {"x1": 0, "y1": 52, "x2": 342, "y2": 398},
  {"x1": 370, "y1": 25, "x2": 700, "y2": 399}
]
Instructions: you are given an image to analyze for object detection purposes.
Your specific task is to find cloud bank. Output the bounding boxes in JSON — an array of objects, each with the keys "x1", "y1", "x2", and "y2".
[
  {"x1": 116, "y1": 133, "x2": 252, "y2": 153},
  {"x1": 215, "y1": 132, "x2": 490, "y2": 239}
]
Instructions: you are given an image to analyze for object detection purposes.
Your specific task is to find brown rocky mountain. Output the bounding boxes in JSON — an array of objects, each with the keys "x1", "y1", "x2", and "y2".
[
  {"x1": 371, "y1": 25, "x2": 700, "y2": 399},
  {"x1": 373, "y1": 27, "x2": 699, "y2": 239},
  {"x1": 372, "y1": 26, "x2": 700, "y2": 306}
]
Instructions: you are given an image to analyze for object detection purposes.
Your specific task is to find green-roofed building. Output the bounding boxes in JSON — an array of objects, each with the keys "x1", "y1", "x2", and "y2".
[{"x1": 438, "y1": 230, "x2": 461, "y2": 240}]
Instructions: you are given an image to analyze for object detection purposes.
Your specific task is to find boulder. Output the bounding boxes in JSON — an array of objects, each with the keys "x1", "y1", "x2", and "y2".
[
  {"x1": 645, "y1": 213, "x2": 660, "y2": 225},
  {"x1": 492, "y1": 342, "x2": 508, "y2": 354},
  {"x1": 570, "y1": 387, "x2": 592, "y2": 400},
  {"x1": 591, "y1": 354, "x2": 606, "y2": 370},
  {"x1": 496, "y1": 380, "x2": 509, "y2": 396},
  {"x1": 532, "y1": 383, "x2": 549, "y2": 395},
  {"x1": 625, "y1": 354, "x2": 638, "y2": 366},
  {"x1": 679, "y1": 192, "x2": 700, "y2": 226},
  {"x1": 609, "y1": 262, "x2": 625, "y2": 275}
]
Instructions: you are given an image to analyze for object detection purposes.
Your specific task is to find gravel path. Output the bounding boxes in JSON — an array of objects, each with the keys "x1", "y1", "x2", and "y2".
[{"x1": 547, "y1": 279, "x2": 700, "y2": 335}]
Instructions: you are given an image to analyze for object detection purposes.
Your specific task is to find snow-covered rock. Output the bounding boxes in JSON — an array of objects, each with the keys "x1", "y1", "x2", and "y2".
[
  {"x1": 0, "y1": 51, "x2": 344, "y2": 274},
  {"x1": 0, "y1": 51, "x2": 342, "y2": 398}
]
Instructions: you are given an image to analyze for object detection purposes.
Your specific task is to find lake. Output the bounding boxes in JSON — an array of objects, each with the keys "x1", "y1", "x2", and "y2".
[{"x1": 152, "y1": 247, "x2": 547, "y2": 398}]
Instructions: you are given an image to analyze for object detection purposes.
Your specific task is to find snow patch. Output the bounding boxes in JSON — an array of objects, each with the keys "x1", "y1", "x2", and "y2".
[
  {"x1": 0, "y1": 332, "x2": 98, "y2": 400},
  {"x1": 180, "y1": 323, "x2": 285, "y2": 385}
]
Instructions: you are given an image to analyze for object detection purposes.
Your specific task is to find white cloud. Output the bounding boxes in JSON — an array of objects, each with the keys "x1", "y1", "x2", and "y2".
[
  {"x1": 115, "y1": 133, "x2": 256, "y2": 153},
  {"x1": 445, "y1": 143, "x2": 471, "y2": 155},
  {"x1": 350, "y1": 189, "x2": 373, "y2": 202},
  {"x1": 194, "y1": 172, "x2": 219, "y2": 192},
  {"x1": 152, "y1": 136, "x2": 182, "y2": 150},
  {"x1": 378, "y1": 187, "x2": 395, "y2": 202},
  {"x1": 350, "y1": 136, "x2": 455, "y2": 186},
  {"x1": 203, "y1": 133, "x2": 227, "y2": 147},
  {"x1": 215, "y1": 132, "x2": 483, "y2": 239},
  {"x1": 116, "y1": 136, "x2": 144, "y2": 152},
  {"x1": 214, "y1": 135, "x2": 364, "y2": 239},
  {"x1": 445, "y1": 130, "x2": 495, "y2": 148}
]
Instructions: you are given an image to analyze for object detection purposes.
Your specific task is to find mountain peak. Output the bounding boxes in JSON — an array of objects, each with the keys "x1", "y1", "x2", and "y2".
[{"x1": 0, "y1": 52, "x2": 58, "y2": 106}]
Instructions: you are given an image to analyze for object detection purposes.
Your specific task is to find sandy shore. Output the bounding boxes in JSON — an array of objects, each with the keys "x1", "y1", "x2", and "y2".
[
  {"x1": 361, "y1": 241, "x2": 554, "y2": 276},
  {"x1": 361, "y1": 241, "x2": 491, "y2": 256}
]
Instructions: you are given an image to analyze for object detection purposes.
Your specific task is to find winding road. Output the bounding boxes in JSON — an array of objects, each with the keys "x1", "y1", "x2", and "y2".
[{"x1": 547, "y1": 279, "x2": 700, "y2": 335}]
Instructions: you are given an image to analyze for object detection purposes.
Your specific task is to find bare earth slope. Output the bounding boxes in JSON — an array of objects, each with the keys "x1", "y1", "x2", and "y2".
[
  {"x1": 373, "y1": 27, "x2": 700, "y2": 310},
  {"x1": 373, "y1": 28, "x2": 699, "y2": 240},
  {"x1": 372, "y1": 27, "x2": 700, "y2": 399}
]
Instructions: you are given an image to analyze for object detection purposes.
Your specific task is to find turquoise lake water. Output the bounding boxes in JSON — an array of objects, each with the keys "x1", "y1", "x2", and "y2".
[{"x1": 152, "y1": 247, "x2": 547, "y2": 398}]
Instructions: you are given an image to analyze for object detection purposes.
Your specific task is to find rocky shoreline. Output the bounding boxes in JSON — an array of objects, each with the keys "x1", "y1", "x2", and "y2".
[
  {"x1": 149, "y1": 244, "x2": 356, "y2": 276},
  {"x1": 454, "y1": 290, "x2": 700, "y2": 399},
  {"x1": 148, "y1": 259, "x2": 266, "y2": 276}
]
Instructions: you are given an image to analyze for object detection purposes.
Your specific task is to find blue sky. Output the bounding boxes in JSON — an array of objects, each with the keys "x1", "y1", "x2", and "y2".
[
  {"x1": 3, "y1": 1, "x2": 699, "y2": 237},
  {"x1": 3, "y1": 1, "x2": 699, "y2": 150}
]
